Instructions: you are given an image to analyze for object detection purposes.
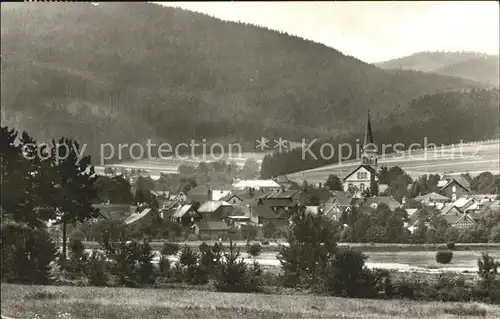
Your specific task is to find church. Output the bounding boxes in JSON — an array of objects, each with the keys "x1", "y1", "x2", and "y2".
[{"x1": 342, "y1": 111, "x2": 380, "y2": 196}]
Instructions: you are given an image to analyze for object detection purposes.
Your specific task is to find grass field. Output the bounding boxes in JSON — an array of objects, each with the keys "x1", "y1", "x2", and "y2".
[
  {"x1": 2, "y1": 284, "x2": 499, "y2": 319},
  {"x1": 94, "y1": 140, "x2": 499, "y2": 181},
  {"x1": 288, "y1": 140, "x2": 500, "y2": 184}
]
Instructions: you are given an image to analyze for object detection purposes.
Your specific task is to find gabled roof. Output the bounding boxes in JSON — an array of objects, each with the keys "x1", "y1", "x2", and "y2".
[
  {"x1": 443, "y1": 213, "x2": 476, "y2": 225},
  {"x1": 258, "y1": 189, "x2": 299, "y2": 199},
  {"x1": 233, "y1": 180, "x2": 281, "y2": 189},
  {"x1": 358, "y1": 196, "x2": 402, "y2": 211},
  {"x1": 252, "y1": 205, "x2": 279, "y2": 219},
  {"x1": 414, "y1": 192, "x2": 450, "y2": 202},
  {"x1": 172, "y1": 204, "x2": 195, "y2": 218},
  {"x1": 258, "y1": 198, "x2": 293, "y2": 207},
  {"x1": 439, "y1": 178, "x2": 470, "y2": 192},
  {"x1": 332, "y1": 191, "x2": 355, "y2": 207},
  {"x1": 453, "y1": 197, "x2": 476, "y2": 209},
  {"x1": 441, "y1": 175, "x2": 471, "y2": 189},
  {"x1": 196, "y1": 220, "x2": 229, "y2": 231},
  {"x1": 440, "y1": 203, "x2": 463, "y2": 215},
  {"x1": 197, "y1": 200, "x2": 231, "y2": 213},
  {"x1": 405, "y1": 208, "x2": 418, "y2": 218},
  {"x1": 343, "y1": 165, "x2": 378, "y2": 181},
  {"x1": 305, "y1": 206, "x2": 319, "y2": 215},
  {"x1": 124, "y1": 208, "x2": 153, "y2": 225}
]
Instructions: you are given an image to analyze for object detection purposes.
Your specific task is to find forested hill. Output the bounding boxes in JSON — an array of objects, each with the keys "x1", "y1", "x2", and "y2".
[
  {"x1": 376, "y1": 52, "x2": 499, "y2": 86},
  {"x1": 1, "y1": 3, "x2": 486, "y2": 163},
  {"x1": 261, "y1": 88, "x2": 500, "y2": 178}
]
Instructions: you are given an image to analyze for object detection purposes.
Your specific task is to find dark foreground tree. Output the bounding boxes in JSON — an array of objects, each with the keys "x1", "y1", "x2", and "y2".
[{"x1": 277, "y1": 205, "x2": 338, "y2": 288}]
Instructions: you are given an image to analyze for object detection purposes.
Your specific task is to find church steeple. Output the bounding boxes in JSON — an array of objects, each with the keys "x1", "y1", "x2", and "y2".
[
  {"x1": 361, "y1": 110, "x2": 378, "y2": 168},
  {"x1": 363, "y1": 110, "x2": 374, "y2": 148}
]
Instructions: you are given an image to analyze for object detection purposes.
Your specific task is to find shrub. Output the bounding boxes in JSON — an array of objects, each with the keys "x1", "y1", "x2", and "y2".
[
  {"x1": 214, "y1": 240, "x2": 261, "y2": 292},
  {"x1": 179, "y1": 245, "x2": 198, "y2": 267},
  {"x1": 160, "y1": 242, "x2": 180, "y2": 256},
  {"x1": 102, "y1": 239, "x2": 142, "y2": 287},
  {"x1": 477, "y1": 252, "x2": 499, "y2": 281},
  {"x1": 136, "y1": 239, "x2": 155, "y2": 284},
  {"x1": 261, "y1": 239, "x2": 270, "y2": 245},
  {"x1": 247, "y1": 243, "x2": 262, "y2": 258},
  {"x1": 323, "y1": 248, "x2": 377, "y2": 298},
  {"x1": 436, "y1": 251, "x2": 453, "y2": 264},
  {"x1": 85, "y1": 250, "x2": 109, "y2": 287},
  {"x1": 446, "y1": 242, "x2": 456, "y2": 250},
  {"x1": 1, "y1": 221, "x2": 57, "y2": 284},
  {"x1": 158, "y1": 255, "x2": 171, "y2": 276},
  {"x1": 262, "y1": 221, "x2": 278, "y2": 239}
]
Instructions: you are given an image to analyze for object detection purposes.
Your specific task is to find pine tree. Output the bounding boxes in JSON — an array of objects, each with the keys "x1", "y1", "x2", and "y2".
[
  {"x1": 277, "y1": 205, "x2": 338, "y2": 288},
  {"x1": 49, "y1": 138, "x2": 99, "y2": 259}
]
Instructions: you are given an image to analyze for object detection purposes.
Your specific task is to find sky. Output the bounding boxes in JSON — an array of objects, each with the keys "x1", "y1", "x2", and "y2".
[{"x1": 157, "y1": 1, "x2": 499, "y2": 63}]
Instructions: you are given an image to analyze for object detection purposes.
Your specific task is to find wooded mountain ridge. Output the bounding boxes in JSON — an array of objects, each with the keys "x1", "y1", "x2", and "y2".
[
  {"x1": 376, "y1": 51, "x2": 499, "y2": 86},
  {"x1": 0, "y1": 3, "x2": 492, "y2": 163}
]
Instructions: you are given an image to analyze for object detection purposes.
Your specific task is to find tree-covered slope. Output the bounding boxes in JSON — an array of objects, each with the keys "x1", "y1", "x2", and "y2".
[{"x1": 1, "y1": 3, "x2": 486, "y2": 162}]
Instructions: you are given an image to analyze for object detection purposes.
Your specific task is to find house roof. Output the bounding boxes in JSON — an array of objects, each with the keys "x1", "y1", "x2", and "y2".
[
  {"x1": 414, "y1": 192, "x2": 450, "y2": 202},
  {"x1": 296, "y1": 188, "x2": 333, "y2": 205},
  {"x1": 187, "y1": 185, "x2": 211, "y2": 196},
  {"x1": 258, "y1": 190, "x2": 299, "y2": 199},
  {"x1": 439, "y1": 178, "x2": 470, "y2": 192},
  {"x1": 172, "y1": 205, "x2": 195, "y2": 218},
  {"x1": 440, "y1": 203, "x2": 463, "y2": 215},
  {"x1": 150, "y1": 190, "x2": 169, "y2": 197},
  {"x1": 332, "y1": 191, "x2": 355, "y2": 207},
  {"x1": 197, "y1": 200, "x2": 231, "y2": 213},
  {"x1": 124, "y1": 208, "x2": 152, "y2": 225},
  {"x1": 441, "y1": 175, "x2": 471, "y2": 189},
  {"x1": 405, "y1": 208, "x2": 418, "y2": 218},
  {"x1": 196, "y1": 220, "x2": 229, "y2": 231},
  {"x1": 258, "y1": 198, "x2": 293, "y2": 207},
  {"x1": 443, "y1": 213, "x2": 476, "y2": 225},
  {"x1": 233, "y1": 179, "x2": 281, "y2": 189},
  {"x1": 252, "y1": 205, "x2": 278, "y2": 219},
  {"x1": 305, "y1": 206, "x2": 319, "y2": 215},
  {"x1": 92, "y1": 204, "x2": 133, "y2": 220},
  {"x1": 357, "y1": 196, "x2": 402, "y2": 211},
  {"x1": 453, "y1": 197, "x2": 476, "y2": 209},
  {"x1": 343, "y1": 165, "x2": 378, "y2": 181}
]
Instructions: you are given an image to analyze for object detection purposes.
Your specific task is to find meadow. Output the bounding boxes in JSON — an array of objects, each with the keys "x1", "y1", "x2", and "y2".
[
  {"x1": 2, "y1": 283, "x2": 499, "y2": 319},
  {"x1": 288, "y1": 140, "x2": 500, "y2": 184},
  {"x1": 93, "y1": 140, "x2": 499, "y2": 182}
]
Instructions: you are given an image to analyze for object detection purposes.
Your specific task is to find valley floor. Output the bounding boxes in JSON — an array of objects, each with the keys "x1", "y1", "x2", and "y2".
[{"x1": 2, "y1": 284, "x2": 499, "y2": 319}]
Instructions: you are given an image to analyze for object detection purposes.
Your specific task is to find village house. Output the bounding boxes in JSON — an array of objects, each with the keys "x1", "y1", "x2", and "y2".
[
  {"x1": 318, "y1": 191, "x2": 354, "y2": 220},
  {"x1": 193, "y1": 220, "x2": 229, "y2": 240},
  {"x1": 171, "y1": 204, "x2": 201, "y2": 225},
  {"x1": 197, "y1": 200, "x2": 235, "y2": 221},
  {"x1": 124, "y1": 207, "x2": 159, "y2": 226},
  {"x1": 91, "y1": 203, "x2": 134, "y2": 222},
  {"x1": 353, "y1": 196, "x2": 402, "y2": 212},
  {"x1": 437, "y1": 176, "x2": 470, "y2": 201},
  {"x1": 414, "y1": 192, "x2": 451, "y2": 208}
]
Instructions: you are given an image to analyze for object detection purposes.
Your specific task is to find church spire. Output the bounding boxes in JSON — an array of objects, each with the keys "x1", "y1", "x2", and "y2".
[{"x1": 363, "y1": 110, "x2": 374, "y2": 148}]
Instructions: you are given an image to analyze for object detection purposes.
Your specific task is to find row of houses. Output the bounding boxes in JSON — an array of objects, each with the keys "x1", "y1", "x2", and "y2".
[{"x1": 91, "y1": 173, "x2": 498, "y2": 239}]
